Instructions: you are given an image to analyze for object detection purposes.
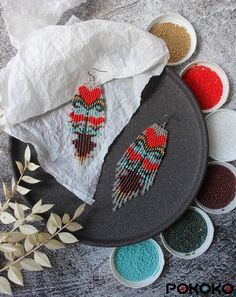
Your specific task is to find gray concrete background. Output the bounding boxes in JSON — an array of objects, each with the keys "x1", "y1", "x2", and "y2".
[{"x1": 0, "y1": 0, "x2": 235, "y2": 296}]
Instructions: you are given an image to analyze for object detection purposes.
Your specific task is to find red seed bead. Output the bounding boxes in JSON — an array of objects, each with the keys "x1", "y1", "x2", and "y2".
[{"x1": 182, "y1": 65, "x2": 223, "y2": 110}]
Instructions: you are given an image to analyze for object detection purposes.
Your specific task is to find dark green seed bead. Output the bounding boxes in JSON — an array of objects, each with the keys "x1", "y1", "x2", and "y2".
[{"x1": 163, "y1": 209, "x2": 208, "y2": 253}]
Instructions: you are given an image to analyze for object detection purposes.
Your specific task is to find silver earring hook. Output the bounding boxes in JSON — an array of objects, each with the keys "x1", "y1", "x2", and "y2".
[
  {"x1": 161, "y1": 114, "x2": 180, "y2": 127},
  {"x1": 161, "y1": 114, "x2": 168, "y2": 128},
  {"x1": 88, "y1": 68, "x2": 107, "y2": 81},
  {"x1": 88, "y1": 70, "x2": 95, "y2": 81}
]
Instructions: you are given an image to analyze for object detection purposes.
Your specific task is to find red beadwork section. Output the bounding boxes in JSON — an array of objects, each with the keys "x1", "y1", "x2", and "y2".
[
  {"x1": 112, "y1": 123, "x2": 168, "y2": 211},
  {"x1": 68, "y1": 84, "x2": 105, "y2": 164}
]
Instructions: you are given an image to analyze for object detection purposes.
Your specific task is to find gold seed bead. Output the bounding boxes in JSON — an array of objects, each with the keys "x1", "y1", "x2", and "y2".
[{"x1": 149, "y1": 22, "x2": 191, "y2": 63}]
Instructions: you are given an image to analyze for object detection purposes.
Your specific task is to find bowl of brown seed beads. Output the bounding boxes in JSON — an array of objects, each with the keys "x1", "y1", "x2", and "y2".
[
  {"x1": 196, "y1": 161, "x2": 236, "y2": 214},
  {"x1": 147, "y1": 13, "x2": 197, "y2": 66}
]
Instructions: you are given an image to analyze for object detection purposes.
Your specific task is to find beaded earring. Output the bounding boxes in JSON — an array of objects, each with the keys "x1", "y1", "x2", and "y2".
[
  {"x1": 68, "y1": 69, "x2": 106, "y2": 164},
  {"x1": 112, "y1": 122, "x2": 168, "y2": 211}
]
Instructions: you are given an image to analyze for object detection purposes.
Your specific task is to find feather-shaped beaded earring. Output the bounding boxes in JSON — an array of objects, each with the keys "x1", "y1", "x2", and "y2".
[
  {"x1": 112, "y1": 121, "x2": 168, "y2": 211},
  {"x1": 68, "y1": 69, "x2": 106, "y2": 164}
]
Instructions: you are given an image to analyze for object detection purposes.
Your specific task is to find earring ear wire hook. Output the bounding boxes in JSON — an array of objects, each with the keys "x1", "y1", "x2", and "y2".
[
  {"x1": 161, "y1": 113, "x2": 180, "y2": 127},
  {"x1": 88, "y1": 70, "x2": 95, "y2": 81},
  {"x1": 88, "y1": 68, "x2": 107, "y2": 81}
]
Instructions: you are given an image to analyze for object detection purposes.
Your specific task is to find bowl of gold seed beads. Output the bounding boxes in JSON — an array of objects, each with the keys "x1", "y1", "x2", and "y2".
[
  {"x1": 147, "y1": 13, "x2": 197, "y2": 66},
  {"x1": 160, "y1": 206, "x2": 214, "y2": 259}
]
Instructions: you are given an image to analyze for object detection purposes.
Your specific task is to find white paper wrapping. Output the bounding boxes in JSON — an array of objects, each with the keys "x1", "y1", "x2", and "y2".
[
  {"x1": 0, "y1": 0, "x2": 86, "y2": 49},
  {"x1": 1, "y1": 18, "x2": 169, "y2": 204}
]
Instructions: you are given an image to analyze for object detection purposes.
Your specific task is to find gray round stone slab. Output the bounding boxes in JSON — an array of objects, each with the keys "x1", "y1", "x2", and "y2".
[{"x1": 10, "y1": 67, "x2": 208, "y2": 247}]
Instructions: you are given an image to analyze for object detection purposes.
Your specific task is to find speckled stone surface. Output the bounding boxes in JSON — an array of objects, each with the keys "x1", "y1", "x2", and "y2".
[{"x1": 0, "y1": 1, "x2": 235, "y2": 296}]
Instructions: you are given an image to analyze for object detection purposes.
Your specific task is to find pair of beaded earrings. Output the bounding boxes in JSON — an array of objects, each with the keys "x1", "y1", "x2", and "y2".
[{"x1": 68, "y1": 70, "x2": 169, "y2": 211}]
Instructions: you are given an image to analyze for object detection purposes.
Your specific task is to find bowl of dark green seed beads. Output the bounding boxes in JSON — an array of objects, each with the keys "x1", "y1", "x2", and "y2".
[{"x1": 160, "y1": 206, "x2": 214, "y2": 259}]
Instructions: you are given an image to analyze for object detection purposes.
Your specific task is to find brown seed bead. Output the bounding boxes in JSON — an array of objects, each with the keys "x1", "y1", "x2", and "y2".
[
  {"x1": 197, "y1": 164, "x2": 236, "y2": 209},
  {"x1": 149, "y1": 22, "x2": 191, "y2": 63}
]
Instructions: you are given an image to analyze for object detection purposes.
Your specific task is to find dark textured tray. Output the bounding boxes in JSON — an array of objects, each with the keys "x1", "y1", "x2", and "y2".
[{"x1": 10, "y1": 67, "x2": 208, "y2": 247}]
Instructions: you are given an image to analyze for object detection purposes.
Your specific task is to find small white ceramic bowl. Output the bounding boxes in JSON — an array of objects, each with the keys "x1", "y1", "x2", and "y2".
[
  {"x1": 196, "y1": 161, "x2": 236, "y2": 214},
  {"x1": 110, "y1": 239, "x2": 165, "y2": 288},
  {"x1": 180, "y1": 60, "x2": 230, "y2": 113},
  {"x1": 160, "y1": 206, "x2": 214, "y2": 260},
  {"x1": 205, "y1": 109, "x2": 236, "y2": 161},
  {"x1": 147, "y1": 13, "x2": 197, "y2": 66}
]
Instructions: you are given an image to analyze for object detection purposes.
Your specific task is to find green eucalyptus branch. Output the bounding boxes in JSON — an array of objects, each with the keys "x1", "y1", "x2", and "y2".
[
  {"x1": 0, "y1": 146, "x2": 34, "y2": 216},
  {"x1": 0, "y1": 145, "x2": 85, "y2": 295},
  {"x1": 0, "y1": 206, "x2": 84, "y2": 273}
]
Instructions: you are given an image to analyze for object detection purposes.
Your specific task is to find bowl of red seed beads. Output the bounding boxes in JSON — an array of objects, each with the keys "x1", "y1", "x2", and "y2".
[
  {"x1": 180, "y1": 60, "x2": 229, "y2": 113},
  {"x1": 196, "y1": 161, "x2": 236, "y2": 214}
]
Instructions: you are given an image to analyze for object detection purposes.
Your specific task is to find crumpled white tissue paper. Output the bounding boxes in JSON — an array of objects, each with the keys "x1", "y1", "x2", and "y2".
[
  {"x1": 0, "y1": 0, "x2": 86, "y2": 49},
  {"x1": 1, "y1": 18, "x2": 169, "y2": 205}
]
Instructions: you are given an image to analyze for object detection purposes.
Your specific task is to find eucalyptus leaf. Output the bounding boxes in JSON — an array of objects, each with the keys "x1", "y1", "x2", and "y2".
[
  {"x1": 0, "y1": 233, "x2": 7, "y2": 243},
  {"x1": 19, "y1": 224, "x2": 38, "y2": 235},
  {"x1": 24, "y1": 145, "x2": 31, "y2": 163},
  {"x1": 2, "y1": 182, "x2": 11, "y2": 200},
  {"x1": 32, "y1": 199, "x2": 42, "y2": 213},
  {"x1": 0, "y1": 276, "x2": 12, "y2": 295},
  {"x1": 58, "y1": 232, "x2": 78, "y2": 244},
  {"x1": 0, "y1": 243, "x2": 18, "y2": 253},
  {"x1": 24, "y1": 237, "x2": 34, "y2": 252},
  {"x1": 45, "y1": 239, "x2": 65, "y2": 250},
  {"x1": 29, "y1": 234, "x2": 38, "y2": 245},
  {"x1": 20, "y1": 259, "x2": 43, "y2": 271},
  {"x1": 72, "y1": 204, "x2": 85, "y2": 220},
  {"x1": 62, "y1": 213, "x2": 70, "y2": 224},
  {"x1": 16, "y1": 185, "x2": 31, "y2": 195},
  {"x1": 50, "y1": 213, "x2": 62, "y2": 229},
  {"x1": 0, "y1": 212, "x2": 16, "y2": 224},
  {"x1": 9, "y1": 203, "x2": 29, "y2": 211},
  {"x1": 37, "y1": 204, "x2": 54, "y2": 214},
  {"x1": 27, "y1": 214, "x2": 44, "y2": 222},
  {"x1": 22, "y1": 176, "x2": 41, "y2": 184},
  {"x1": 11, "y1": 262, "x2": 22, "y2": 271},
  {"x1": 66, "y1": 222, "x2": 83, "y2": 232},
  {"x1": 7, "y1": 232, "x2": 25, "y2": 243},
  {"x1": 8, "y1": 266, "x2": 24, "y2": 286},
  {"x1": 13, "y1": 243, "x2": 25, "y2": 257},
  {"x1": 46, "y1": 215, "x2": 57, "y2": 235},
  {"x1": 15, "y1": 161, "x2": 24, "y2": 175},
  {"x1": 34, "y1": 251, "x2": 51, "y2": 268},
  {"x1": 27, "y1": 162, "x2": 40, "y2": 171},
  {"x1": 14, "y1": 203, "x2": 24, "y2": 220},
  {"x1": 38, "y1": 232, "x2": 51, "y2": 243},
  {"x1": 4, "y1": 251, "x2": 14, "y2": 262},
  {"x1": 11, "y1": 177, "x2": 16, "y2": 192}
]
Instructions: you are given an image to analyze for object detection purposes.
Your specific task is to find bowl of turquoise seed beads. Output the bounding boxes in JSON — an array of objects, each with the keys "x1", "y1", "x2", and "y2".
[
  {"x1": 160, "y1": 206, "x2": 214, "y2": 259},
  {"x1": 110, "y1": 239, "x2": 165, "y2": 288}
]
